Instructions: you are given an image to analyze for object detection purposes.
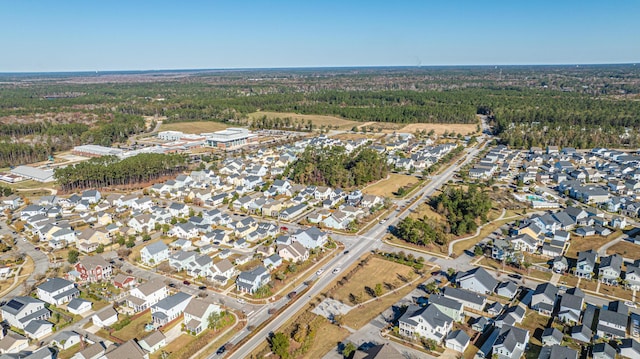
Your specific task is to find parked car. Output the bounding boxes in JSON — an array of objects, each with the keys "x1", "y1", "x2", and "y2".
[
  {"x1": 625, "y1": 301, "x2": 638, "y2": 308},
  {"x1": 183, "y1": 280, "x2": 191, "y2": 285},
  {"x1": 332, "y1": 268, "x2": 341, "y2": 274},
  {"x1": 198, "y1": 285, "x2": 207, "y2": 290},
  {"x1": 316, "y1": 269, "x2": 324, "y2": 276},
  {"x1": 216, "y1": 346, "x2": 226, "y2": 355},
  {"x1": 287, "y1": 291, "x2": 297, "y2": 299}
]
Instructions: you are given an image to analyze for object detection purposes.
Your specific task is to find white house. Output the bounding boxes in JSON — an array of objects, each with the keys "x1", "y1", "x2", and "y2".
[
  {"x1": 141, "y1": 241, "x2": 170, "y2": 266},
  {"x1": 183, "y1": 298, "x2": 220, "y2": 335},
  {"x1": 36, "y1": 278, "x2": 80, "y2": 305},
  {"x1": 127, "y1": 279, "x2": 168, "y2": 312},
  {"x1": 0, "y1": 296, "x2": 50, "y2": 329},
  {"x1": 92, "y1": 307, "x2": 118, "y2": 328}
]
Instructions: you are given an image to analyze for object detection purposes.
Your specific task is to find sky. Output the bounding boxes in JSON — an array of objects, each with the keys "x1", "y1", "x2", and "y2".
[{"x1": 1, "y1": 0, "x2": 639, "y2": 72}]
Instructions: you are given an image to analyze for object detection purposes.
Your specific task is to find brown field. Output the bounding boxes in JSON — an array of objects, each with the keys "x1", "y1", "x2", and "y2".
[
  {"x1": 332, "y1": 133, "x2": 383, "y2": 141},
  {"x1": 362, "y1": 174, "x2": 420, "y2": 197},
  {"x1": 247, "y1": 111, "x2": 360, "y2": 130},
  {"x1": 396, "y1": 122, "x2": 479, "y2": 136},
  {"x1": 565, "y1": 231, "x2": 622, "y2": 259},
  {"x1": 331, "y1": 257, "x2": 416, "y2": 305},
  {"x1": 151, "y1": 334, "x2": 193, "y2": 359},
  {"x1": 607, "y1": 240, "x2": 640, "y2": 259},
  {"x1": 159, "y1": 121, "x2": 231, "y2": 133},
  {"x1": 342, "y1": 280, "x2": 419, "y2": 329}
]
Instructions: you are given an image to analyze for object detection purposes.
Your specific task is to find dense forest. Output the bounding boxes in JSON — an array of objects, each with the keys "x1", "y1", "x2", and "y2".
[
  {"x1": 394, "y1": 185, "x2": 492, "y2": 247},
  {"x1": 1, "y1": 65, "x2": 640, "y2": 152},
  {"x1": 0, "y1": 114, "x2": 145, "y2": 167},
  {"x1": 287, "y1": 146, "x2": 388, "y2": 188},
  {"x1": 54, "y1": 153, "x2": 187, "y2": 192}
]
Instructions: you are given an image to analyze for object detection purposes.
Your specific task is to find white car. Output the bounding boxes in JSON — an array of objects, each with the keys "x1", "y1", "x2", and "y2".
[
  {"x1": 625, "y1": 300, "x2": 637, "y2": 308},
  {"x1": 332, "y1": 268, "x2": 341, "y2": 274},
  {"x1": 237, "y1": 298, "x2": 245, "y2": 304},
  {"x1": 316, "y1": 269, "x2": 324, "y2": 276}
]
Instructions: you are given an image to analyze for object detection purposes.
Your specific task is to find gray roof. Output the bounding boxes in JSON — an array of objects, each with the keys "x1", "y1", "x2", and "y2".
[
  {"x1": 428, "y1": 294, "x2": 462, "y2": 311},
  {"x1": 600, "y1": 254, "x2": 623, "y2": 271},
  {"x1": 534, "y1": 283, "x2": 558, "y2": 300},
  {"x1": 538, "y1": 344, "x2": 578, "y2": 359},
  {"x1": 37, "y1": 277, "x2": 74, "y2": 293},
  {"x1": 457, "y1": 267, "x2": 498, "y2": 292},
  {"x1": 152, "y1": 292, "x2": 192, "y2": 311},
  {"x1": 67, "y1": 298, "x2": 92, "y2": 311},
  {"x1": 592, "y1": 342, "x2": 616, "y2": 359},
  {"x1": 1, "y1": 296, "x2": 44, "y2": 316},
  {"x1": 597, "y1": 310, "x2": 628, "y2": 337},
  {"x1": 560, "y1": 293, "x2": 583, "y2": 311},
  {"x1": 238, "y1": 266, "x2": 269, "y2": 283},
  {"x1": 442, "y1": 287, "x2": 486, "y2": 306},
  {"x1": 140, "y1": 330, "x2": 166, "y2": 348},
  {"x1": 144, "y1": 241, "x2": 168, "y2": 255},
  {"x1": 570, "y1": 324, "x2": 592, "y2": 342},
  {"x1": 446, "y1": 329, "x2": 470, "y2": 346},
  {"x1": 542, "y1": 327, "x2": 563, "y2": 344},
  {"x1": 494, "y1": 325, "x2": 529, "y2": 354},
  {"x1": 24, "y1": 319, "x2": 53, "y2": 334}
]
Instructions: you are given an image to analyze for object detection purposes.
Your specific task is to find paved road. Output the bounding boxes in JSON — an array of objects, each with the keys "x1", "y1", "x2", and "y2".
[
  {"x1": 0, "y1": 221, "x2": 49, "y2": 299},
  {"x1": 224, "y1": 140, "x2": 488, "y2": 359}
]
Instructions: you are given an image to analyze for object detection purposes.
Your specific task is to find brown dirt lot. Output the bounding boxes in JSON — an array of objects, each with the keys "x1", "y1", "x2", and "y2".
[
  {"x1": 362, "y1": 174, "x2": 420, "y2": 198},
  {"x1": 159, "y1": 121, "x2": 231, "y2": 133},
  {"x1": 606, "y1": 240, "x2": 640, "y2": 259},
  {"x1": 331, "y1": 257, "x2": 416, "y2": 305},
  {"x1": 396, "y1": 122, "x2": 479, "y2": 136},
  {"x1": 342, "y1": 280, "x2": 419, "y2": 329},
  {"x1": 247, "y1": 111, "x2": 360, "y2": 130},
  {"x1": 566, "y1": 231, "x2": 622, "y2": 259}
]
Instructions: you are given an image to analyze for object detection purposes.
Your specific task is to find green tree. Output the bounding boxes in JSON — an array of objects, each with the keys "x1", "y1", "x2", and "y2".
[
  {"x1": 96, "y1": 244, "x2": 105, "y2": 253},
  {"x1": 270, "y1": 332, "x2": 290, "y2": 358},
  {"x1": 342, "y1": 342, "x2": 357, "y2": 358},
  {"x1": 374, "y1": 283, "x2": 383, "y2": 297},
  {"x1": 68, "y1": 249, "x2": 79, "y2": 264}
]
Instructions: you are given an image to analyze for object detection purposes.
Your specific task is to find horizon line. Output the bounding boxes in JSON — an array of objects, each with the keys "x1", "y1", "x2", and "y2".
[{"x1": 1, "y1": 62, "x2": 639, "y2": 75}]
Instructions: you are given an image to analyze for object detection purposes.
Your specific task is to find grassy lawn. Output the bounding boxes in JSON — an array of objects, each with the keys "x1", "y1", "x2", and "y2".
[
  {"x1": 579, "y1": 279, "x2": 598, "y2": 292},
  {"x1": 479, "y1": 257, "x2": 552, "y2": 282},
  {"x1": 362, "y1": 174, "x2": 420, "y2": 197},
  {"x1": 7, "y1": 179, "x2": 56, "y2": 190},
  {"x1": 247, "y1": 111, "x2": 361, "y2": 130},
  {"x1": 599, "y1": 283, "x2": 634, "y2": 301},
  {"x1": 519, "y1": 311, "x2": 551, "y2": 359},
  {"x1": 159, "y1": 121, "x2": 231, "y2": 134},
  {"x1": 452, "y1": 216, "x2": 523, "y2": 256},
  {"x1": 330, "y1": 257, "x2": 416, "y2": 305},
  {"x1": 385, "y1": 235, "x2": 447, "y2": 255},
  {"x1": 58, "y1": 343, "x2": 82, "y2": 359},
  {"x1": 565, "y1": 231, "x2": 622, "y2": 259},
  {"x1": 607, "y1": 240, "x2": 640, "y2": 259},
  {"x1": 111, "y1": 312, "x2": 152, "y2": 341},
  {"x1": 342, "y1": 281, "x2": 418, "y2": 329},
  {"x1": 151, "y1": 334, "x2": 193, "y2": 359}
]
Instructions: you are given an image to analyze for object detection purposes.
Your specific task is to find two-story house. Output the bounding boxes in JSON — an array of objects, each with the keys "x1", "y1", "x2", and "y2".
[
  {"x1": 0, "y1": 296, "x2": 50, "y2": 329},
  {"x1": 599, "y1": 254, "x2": 623, "y2": 285},
  {"x1": 398, "y1": 304, "x2": 454, "y2": 342},
  {"x1": 278, "y1": 242, "x2": 309, "y2": 263},
  {"x1": 492, "y1": 325, "x2": 530, "y2": 359},
  {"x1": 183, "y1": 298, "x2": 220, "y2": 335},
  {"x1": 531, "y1": 283, "x2": 558, "y2": 316},
  {"x1": 36, "y1": 278, "x2": 79, "y2": 305},
  {"x1": 236, "y1": 266, "x2": 270, "y2": 294},
  {"x1": 151, "y1": 292, "x2": 193, "y2": 326},
  {"x1": 456, "y1": 267, "x2": 498, "y2": 295},
  {"x1": 127, "y1": 279, "x2": 168, "y2": 312},
  {"x1": 141, "y1": 241, "x2": 170, "y2": 266},
  {"x1": 575, "y1": 250, "x2": 597, "y2": 279},
  {"x1": 73, "y1": 256, "x2": 112, "y2": 283}
]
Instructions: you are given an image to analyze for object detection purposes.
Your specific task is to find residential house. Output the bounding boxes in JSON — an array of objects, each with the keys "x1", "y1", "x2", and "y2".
[
  {"x1": 0, "y1": 296, "x2": 50, "y2": 330},
  {"x1": 151, "y1": 292, "x2": 192, "y2": 326},
  {"x1": 292, "y1": 227, "x2": 328, "y2": 249},
  {"x1": 51, "y1": 331, "x2": 82, "y2": 351},
  {"x1": 575, "y1": 250, "x2": 597, "y2": 279},
  {"x1": 619, "y1": 338, "x2": 640, "y2": 359},
  {"x1": 73, "y1": 256, "x2": 112, "y2": 283},
  {"x1": 626, "y1": 261, "x2": 640, "y2": 290},
  {"x1": 210, "y1": 259, "x2": 237, "y2": 284},
  {"x1": 558, "y1": 288, "x2": 585, "y2": 324},
  {"x1": 263, "y1": 254, "x2": 283, "y2": 270},
  {"x1": 495, "y1": 281, "x2": 518, "y2": 300},
  {"x1": 541, "y1": 327, "x2": 563, "y2": 346},
  {"x1": 537, "y1": 345, "x2": 578, "y2": 359},
  {"x1": 183, "y1": 298, "x2": 220, "y2": 335},
  {"x1": 445, "y1": 330, "x2": 470, "y2": 353},
  {"x1": 596, "y1": 305, "x2": 628, "y2": 339},
  {"x1": 599, "y1": 254, "x2": 623, "y2": 285},
  {"x1": 442, "y1": 287, "x2": 486, "y2": 312},
  {"x1": 141, "y1": 241, "x2": 170, "y2": 266},
  {"x1": 531, "y1": 283, "x2": 558, "y2": 316},
  {"x1": 456, "y1": 267, "x2": 498, "y2": 295},
  {"x1": 592, "y1": 342, "x2": 616, "y2": 359},
  {"x1": 236, "y1": 266, "x2": 270, "y2": 294},
  {"x1": 113, "y1": 273, "x2": 136, "y2": 289},
  {"x1": 138, "y1": 331, "x2": 166, "y2": 354},
  {"x1": 102, "y1": 339, "x2": 148, "y2": 359},
  {"x1": 492, "y1": 325, "x2": 530, "y2": 359},
  {"x1": 428, "y1": 294, "x2": 464, "y2": 322},
  {"x1": 398, "y1": 304, "x2": 453, "y2": 342},
  {"x1": 67, "y1": 298, "x2": 93, "y2": 315},
  {"x1": 278, "y1": 241, "x2": 309, "y2": 263},
  {"x1": 127, "y1": 279, "x2": 168, "y2": 312},
  {"x1": 36, "y1": 278, "x2": 79, "y2": 305},
  {"x1": 24, "y1": 320, "x2": 53, "y2": 340},
  {"x1": 92, "y1": 307, "x2": 118, "y2": 328}
]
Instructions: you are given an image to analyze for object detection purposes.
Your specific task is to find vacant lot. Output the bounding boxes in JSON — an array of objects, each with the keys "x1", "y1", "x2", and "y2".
[
  {"x1": 110, "y1": 312, "x2": 151, "y2": 341},
  {"x1": 247, "y1": 111, "x2": 361, "y2": 130},
  {"x1": 159, "y1": 121, "x2": 231, "y2": 133},
  {"x1": 397, "y1": 122, "x2": 478, "y2": 136},
  {"x1": 151, "y1": 334, "x2": 192, "y2": 359},
  {"x1": 566, "y1": 231, "x2": 622, "y2": 259},
  {"x1": 607, "y1": 240, "x2": 640, "y2": 259},
  {"x1": 331, "y1": 257, "x2": 416, "y2": 305},
  {"x1": 363, "y1": 174, "x2": 420, "y2": 197}
]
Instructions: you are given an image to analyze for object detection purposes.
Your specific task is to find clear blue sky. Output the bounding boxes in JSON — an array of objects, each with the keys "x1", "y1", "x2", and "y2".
[{"x1": 1, "y1": 0, "x2": 638, "y2": 72}]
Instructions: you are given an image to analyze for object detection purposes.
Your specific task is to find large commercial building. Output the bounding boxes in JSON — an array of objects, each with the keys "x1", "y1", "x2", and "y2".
[
  {"x1": 10, "y1": 166, "x2": 54, "y2": 183},
  {"x1": 204, "y1": 128, "x2": 254, "y2": 149},
  {"x1": 72, "y1": 145, "x2": 125, "y2": 158}
]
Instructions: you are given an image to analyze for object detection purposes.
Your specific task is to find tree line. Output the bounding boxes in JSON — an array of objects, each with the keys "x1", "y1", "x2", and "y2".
[
  {"x1": 54, "y1": 153, "x2": 187, "y2": 191},
  {"x1": 286, "y1": 145, "x2": 388, "y2": 188},
  {"x1": 431, "y1": 185, "x2": 492, "y2": 235}
]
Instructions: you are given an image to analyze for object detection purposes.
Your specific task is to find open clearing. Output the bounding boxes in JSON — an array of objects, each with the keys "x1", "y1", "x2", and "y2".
[
  {"x1": 159, "y1": 121, "x2": 231, "y2": 133},
  {"x1": 607, "y1": 240, "x2": 640, "y2": 260},
  {"x1": 362, "y1": 174, "x2": 420, "y2": 197},
  {"x1": 396, "y1": 122, "x2": 478, "y2": 136},
  {"x1": 566, "y1": 231, "x2": 622, "y2": 259},
  {"x1": 247, "y1": 111, "x2": 360, "y2": 130},
  {"x1": 331, "y1": 257, "x2": 416, "y2": 305}
]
